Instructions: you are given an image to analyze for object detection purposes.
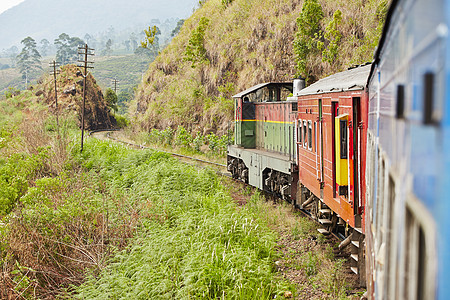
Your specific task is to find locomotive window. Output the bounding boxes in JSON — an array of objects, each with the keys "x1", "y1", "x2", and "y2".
[
  {"x1": 340, "y1": 120, "x2": 347, "y2": 159},
  {"x1": 291, "y1": 102, "x2": 298, "y2": 112},
  {"x1": 308, "y1": 121, "x2": 312, "y2": 150},
  {"x1": 303, "y1": 121, "x2": 307, "y2": 148}
]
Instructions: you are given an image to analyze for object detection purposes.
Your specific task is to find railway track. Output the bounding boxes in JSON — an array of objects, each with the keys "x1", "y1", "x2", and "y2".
[
  {"x1": 90, "y1": 130, "x2": 346, "y2": 244},
  {"x1": 90, "y1": 129, "x2": 230, "y2": 177}
]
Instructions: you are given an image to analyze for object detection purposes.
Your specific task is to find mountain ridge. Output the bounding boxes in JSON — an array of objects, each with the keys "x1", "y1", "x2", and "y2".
[{"x1": 0, "y1": 0, "x2": 198, "y2": 50}]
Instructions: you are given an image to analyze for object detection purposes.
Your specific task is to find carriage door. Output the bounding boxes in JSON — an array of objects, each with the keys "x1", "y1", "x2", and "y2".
[
  {"x1": 352, "y1": 97, "x2": 362, "y2": 218},
  {"x1": 319, "y1": 99, "x2": 324, "y2": 190},
  {"x1": 331, "y1": 102, "x2": 338, "y2": 198}
]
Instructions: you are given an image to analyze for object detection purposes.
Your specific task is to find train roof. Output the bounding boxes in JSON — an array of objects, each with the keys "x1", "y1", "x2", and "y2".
[
  {"x1": 297, "y1": 63, "x2": 372, "y2": 96},
  {"x1": 232, "y1": 82, "x2": 292, "y2": 98}
]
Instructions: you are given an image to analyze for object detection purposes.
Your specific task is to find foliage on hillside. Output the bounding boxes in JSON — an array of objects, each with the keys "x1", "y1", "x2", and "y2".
[{"x1": 131, "y1": 0, "x2": 388, "y2": 135}]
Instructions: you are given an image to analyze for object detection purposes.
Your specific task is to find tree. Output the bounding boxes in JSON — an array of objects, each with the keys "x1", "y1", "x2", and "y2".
[
  {"x1": 124, "y1": 40, "x2": 131, "y2": 52},
  {"x1": 84, "y1": 33, "x2": 94, "y2": 48},
  {"x1": 171, "y1": 19, "x2": 185, "y2": 37},
  {"x1": 103, "y1": 39, "x2": 113, "y2": 56},
  {"x1": 184, "y1": 17, "x2": 210, "y2": 68},
  {"x1": 129, "y1": 33, "x2": 138, "y2": 51},
  {"x1": 104, "y1": 88, "x2": 118, "y2": 113},
  {"x1": 39, "y1": 39, "x2": 50, "y2": 56},
  {"x1": 321, "y1": 10, "x2": 342, "y2": 64},
  {"x1": 16, "y1": 37, "x2": 42, "y2": 88},
  {"x1": 4, "y1": 46, "x2": 18, "y2": 67},
  {"x1": 117, "y1": 89, "x2": 133, "y2": 113},
  {"x1": 54, "y1": 33, "x2": 85, "y2": 65},
  {"x1": 293, "y1": 0, "x2": 324, "y2": 81},
  {"x1": 140, "y1": 26, "x2": 160, "y2": 50}
]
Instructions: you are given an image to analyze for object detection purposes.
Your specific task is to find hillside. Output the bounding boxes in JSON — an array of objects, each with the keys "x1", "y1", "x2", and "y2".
[
  {"x1": 0, "y1": 0, "x2": 197, "y2": 50},
  {"x1": 132, "y1": 0, "x2": 387, "y2": 135},
  {"x1": 30, "y1": 64, "x2": 116, "y2": 130}
]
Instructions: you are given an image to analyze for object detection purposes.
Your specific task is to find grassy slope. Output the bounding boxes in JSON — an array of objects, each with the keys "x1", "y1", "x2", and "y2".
[{"x1": 132, "y1": 0, "x2": 386, "y2": 134}]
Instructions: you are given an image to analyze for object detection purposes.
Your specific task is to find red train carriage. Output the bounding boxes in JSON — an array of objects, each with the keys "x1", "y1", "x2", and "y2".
[{"x1": 295, "y1": 64, "x2": 371, "y2": 284}]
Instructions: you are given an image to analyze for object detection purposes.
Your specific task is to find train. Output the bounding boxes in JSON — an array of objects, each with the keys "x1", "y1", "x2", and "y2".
[{"x1": 226, "y1": 0, "x2": 450, "y2": 298}]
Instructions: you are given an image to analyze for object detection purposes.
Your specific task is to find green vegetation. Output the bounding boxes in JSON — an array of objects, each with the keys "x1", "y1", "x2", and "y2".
[
  {"x1": 293, "y1": 0, "x2": 324, "y2": 81},
  {"x1": 54, "y1": 33, "x2": 85, "y2": 65},
  {"x1": 184, "y1": 16, "x2": 210, "y2": 67},
  {"x1": 75, "y1": 162, "x2": 281, "y2": 299},
  {"x1": 136, "y1": 125, "x2": 232, "y2": 156},
  {"x1": 105, "y1": 88, "x2": 119, "y2": 113},
  {"x1": 91, "y1": 54, "x2": 153, "y2": 98},
  {"x1": 0, "y1": 99, "x2": 283, "y2": 298},
  {"x1": 0, "y1": 87, "x2": 360, "y2": 298}
]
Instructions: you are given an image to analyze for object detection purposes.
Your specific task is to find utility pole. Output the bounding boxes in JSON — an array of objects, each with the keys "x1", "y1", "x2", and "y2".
[
  {"x1": 77, "y1": 44, "x2": 94, "y2": 153},
  {"x1": 111, "y1": 77, "x2": 118, "y2": 94},
  {"x1": 49, "y1": 61, "x2": 60, "y2": 130}
]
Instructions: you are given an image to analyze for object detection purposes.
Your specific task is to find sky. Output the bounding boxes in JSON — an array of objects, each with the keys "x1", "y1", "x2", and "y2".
[{"x1": 0, "y1": 0, "x2": 25, "y2": 15}]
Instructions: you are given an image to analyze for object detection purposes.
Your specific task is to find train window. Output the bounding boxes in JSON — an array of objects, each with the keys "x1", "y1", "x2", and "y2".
[
  {"x1": 340, "y1": 120, "x2": 347, "y2": 159},
  {"x1": 298, "y1": 120, "x2": 302, "y2": 144},
  {"x1": 314, "y1": 122, "x2": 317, "y2": 152},
  {"x1": 303, "y1": 121, "x2": 307, "y2": 148},
  {"x1": 308, "y1": 121, "x2": 312, "y2": 150},
  {"x1": 402, "y1": 196, "x2": 437, "y2": 300},
  {"x1": 396, "y1": 84, "x2": 405, "y2": 119},
  {"x1": 423, "y1": 72, "x2": 435, "y2": 125}
]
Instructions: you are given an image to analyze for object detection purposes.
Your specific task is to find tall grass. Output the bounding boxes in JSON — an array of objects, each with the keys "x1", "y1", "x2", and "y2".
[{"x1": 75, "y1": 139, "x2": 287, "y2": 299}]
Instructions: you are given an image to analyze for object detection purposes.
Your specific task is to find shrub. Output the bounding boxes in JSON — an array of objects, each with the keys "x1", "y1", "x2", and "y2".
[
  {"x1": 115, "y1": 114, "x2": 129, "y2": 128},
  {"x1": 160, "y1": 128, "x2": 174, "y2": 145},
  {"x1": 175, "y1": 125, "x2": 193, "y2": 148},
  {"x1": 184, "y1": 17, "x2": 210, "y2": 67},
  {"x1": 192, "y1": 132, "x2": 204, "y2": 152}
]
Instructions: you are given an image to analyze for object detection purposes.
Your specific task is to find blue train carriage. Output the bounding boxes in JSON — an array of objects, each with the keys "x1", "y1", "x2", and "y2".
[
  {"x1": 365, "y1": 0, "x2": 450, "y2": 298},
  {"x1": 227, "y1": 82, "x2": 302, "y2": 201}
]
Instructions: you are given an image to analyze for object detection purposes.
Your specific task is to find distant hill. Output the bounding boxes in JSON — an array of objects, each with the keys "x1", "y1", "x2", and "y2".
[{"x1": 0, "y1": 0, "x2": 198, "y2": 50}]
